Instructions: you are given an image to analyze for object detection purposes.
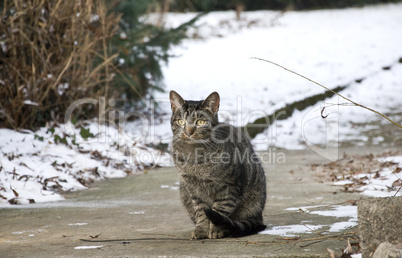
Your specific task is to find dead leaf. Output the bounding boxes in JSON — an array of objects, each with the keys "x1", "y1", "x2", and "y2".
[
  {"x1": 91, "y1": 150, "x2": 106, "y2": 160},
  {"x1": 393, "y1": 167, "x2": 402, "y2": 174},
  {"x1": 343, "y1": 200, "x2": 358, "y2": 206},
  {"x1": 11, "y1": 187, "x2": 19, "y2": 197},
  {"x1": 327, "y1": 248, "x2": 338, "y2": 258},
  {"x1": 344, "y1": 238, "x2": 353, "y2": 254},
  {"x1": 392, "y1": 179, "x2": 402, "y2": 187},
  {"x1": 89, "y1": 233, "x2": 102, "y2": 239}
]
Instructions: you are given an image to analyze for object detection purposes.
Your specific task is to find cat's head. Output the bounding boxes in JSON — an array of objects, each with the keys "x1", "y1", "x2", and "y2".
[{"x1": 169, "y1": 91, "x2": 220, "y2": 142}]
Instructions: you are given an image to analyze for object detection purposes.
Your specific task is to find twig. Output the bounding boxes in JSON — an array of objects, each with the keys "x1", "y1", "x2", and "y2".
[
  {"x1": 80, "y1": 237, "x2": 189, "y2": 243},
  {"x1": 80, "y1": 231, "x2": 358, "y2": 247},
  {"x1": 394, "y1": 186, "x2": 402, "y2": 197},
  {"x1": 298, "y1": 240, "x2": 323, "y2": 248},
  {"x1": 251, "y1": 57, "x2": 402, "y2": 128},
  {"x1": 245, "y1": 240, "x2": 288, "y2": 246}
]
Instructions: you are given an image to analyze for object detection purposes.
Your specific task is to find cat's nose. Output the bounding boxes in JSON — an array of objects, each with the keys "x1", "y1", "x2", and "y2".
[{"x1": 184, "y1": 125, "x2": 195, "y2": 137}]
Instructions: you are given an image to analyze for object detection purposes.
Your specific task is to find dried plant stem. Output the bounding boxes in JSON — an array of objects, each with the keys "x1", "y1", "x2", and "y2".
[
  {"x1": 0, "y1": 0, "x2": 121, "y2": 129},
  {"x1": 251, "y1": 57, "x2": 402, "y2": 128},
  {"x1": 84, "y1": 48, "x2": 143, "y2": 98},
  {"x1": 80, "y1": 231, "x2": 358, "y2": 246}
]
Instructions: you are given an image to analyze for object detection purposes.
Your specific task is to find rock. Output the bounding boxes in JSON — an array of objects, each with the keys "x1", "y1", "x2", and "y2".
[
  {"x1": 372, "y1": 242, "x2": 402, "y2": 258},
  {"x1": 358, "y1": 196, "x2": 402, "y2": 257}
]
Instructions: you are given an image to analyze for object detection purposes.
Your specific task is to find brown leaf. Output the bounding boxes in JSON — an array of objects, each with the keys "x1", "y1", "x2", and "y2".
[
  {"x1": 11, "y1": 187, "x2": 19, "y2": 197},
  {"x1": 327, "y1": 248, "x2": 338, "y2": 258},
  {"x1": 393, "y1": 167, "x2": 402, "y2": 174},
  {"x1": 344, "y1": 238, "x2": 353, "y2": 254},
  {"x1": 89, "y1": 233, "x2": 102, "y2": 239},
  {"x1": 343, "y1": 200, "x2": 358, "y2": 206},
  {"x1": 392, "y1": 179, "x2": 402, "y2": 187},
  {"x1": 91, "y1": 150, "x2": 106, "y2": 160}
]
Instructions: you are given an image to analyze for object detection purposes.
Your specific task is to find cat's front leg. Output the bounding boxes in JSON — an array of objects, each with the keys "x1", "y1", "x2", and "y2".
[
  {"x1": 191, "y1": 199, "x2": 210, "y2": 239},
  {"x1": 208, "y1": 187, "x2": 239, "y2": 238}
]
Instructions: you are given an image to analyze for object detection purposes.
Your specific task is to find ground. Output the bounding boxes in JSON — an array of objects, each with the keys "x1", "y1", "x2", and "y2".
[{"x1": 1, "y1": 146, "x2": 400, "y2": 257}]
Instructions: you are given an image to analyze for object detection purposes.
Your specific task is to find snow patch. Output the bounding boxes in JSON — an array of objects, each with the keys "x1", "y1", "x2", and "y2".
[
  {"x1": 74, "y1": 245, "x2": 103, "y2": 250},
  {"x1": 68, "y1": 223, "x2": 88, "y2": 226},
  {"x1": 129, "y1": 211, "x2": 146, "y2": 215},
  {"x1": 327, "y1": 221, "x2": 358, "y2": 233},
  {"x1": 359, "y1": 156, "x2": 402, "y2": 197},
  {"x1": 278, "y1": 205, "x2": 358, "y2": 236},
  {"x1": 310, "y1": 205, "x2": 357, "y2": 219},
  {"x1": 260, "y1": 224, "x2": 324, "y2": 237}
]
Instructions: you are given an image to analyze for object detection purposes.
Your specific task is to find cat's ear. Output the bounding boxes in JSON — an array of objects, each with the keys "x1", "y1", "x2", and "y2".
[
  {"x1": 202, "y1": 92, "x2": 220, "y2": 113},
  {"x1": 169, "y1": 90, "x2": 185, "y2": 112}
]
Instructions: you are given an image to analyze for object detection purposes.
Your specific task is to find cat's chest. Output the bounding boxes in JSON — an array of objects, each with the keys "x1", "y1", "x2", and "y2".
[
  {"x1": 179, "y1": 165, "x2": 224, "y2": 189},
  {"x1": 176, "y1": 162, "x2": 219, "y2": 178},
  {"x1": 171, "y1": 145, "x2": 231, "y2": 166}
]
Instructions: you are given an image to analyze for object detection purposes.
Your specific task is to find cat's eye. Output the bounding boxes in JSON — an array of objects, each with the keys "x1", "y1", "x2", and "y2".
[
  {"x1": 177, "y1": 119, "x2": 185, "y2": 126},
  {"x1": 196, "y1": 120, "x2": 207, "y2": 126}
]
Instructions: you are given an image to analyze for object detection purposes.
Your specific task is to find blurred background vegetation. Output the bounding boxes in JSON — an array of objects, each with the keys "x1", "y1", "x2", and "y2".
[
  {"x1": 0, "y1": 0, "x2": 400, "y2": 129},
  {"x1": 165, "y1": 0, "x2": 401, "y2": 12}
]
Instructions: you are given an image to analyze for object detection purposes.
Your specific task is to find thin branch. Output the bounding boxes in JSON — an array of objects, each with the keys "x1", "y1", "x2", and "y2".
[
  {"x1": 251, "y1": 57, "x2": 402, "y2": 128},
  {"x1": 80, "y1": 231, "x2": 358, "y2": 246}
]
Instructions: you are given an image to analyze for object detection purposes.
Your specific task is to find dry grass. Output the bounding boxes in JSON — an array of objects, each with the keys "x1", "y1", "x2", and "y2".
[{"x1": 0, "y1": 0, "x2": 121, "y2": 129}]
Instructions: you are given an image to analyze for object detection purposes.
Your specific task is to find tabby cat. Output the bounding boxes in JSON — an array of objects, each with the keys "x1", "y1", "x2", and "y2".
[{"x1": 169, "y1": 90, "x2": 266, "y2": 239}]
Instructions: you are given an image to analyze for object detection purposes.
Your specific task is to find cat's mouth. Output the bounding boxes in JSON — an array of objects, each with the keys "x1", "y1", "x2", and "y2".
[
  {"x1": 182, "y1": 135, "x2": 197, "y2": 142},
  {"x1": 181, "y1": 134, "x2": 207, "y2": 143}
]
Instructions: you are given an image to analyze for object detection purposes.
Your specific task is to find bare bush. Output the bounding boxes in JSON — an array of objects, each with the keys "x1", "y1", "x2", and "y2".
[{"x1": 0, "y1": 0, "x2": 121, "y2": 129}]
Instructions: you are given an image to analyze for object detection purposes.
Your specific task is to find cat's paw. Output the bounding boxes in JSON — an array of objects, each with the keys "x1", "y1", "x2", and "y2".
[
  {"x1": 191, "y1": 227, "x2": 208, "y2": 239},
  {"x1": 208, "y1": 226, "x2": 227, "y2": 239}
]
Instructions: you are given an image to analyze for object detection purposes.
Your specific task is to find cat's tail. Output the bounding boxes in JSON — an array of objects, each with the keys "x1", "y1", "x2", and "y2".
[{"x1": 204, "y1": 208, "x2": 266, "y2": 237}]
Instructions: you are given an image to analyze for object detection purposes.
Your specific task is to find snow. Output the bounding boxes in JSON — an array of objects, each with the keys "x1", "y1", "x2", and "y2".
[
  {"x1": 310, "y1": 205, "x2": 357, "y2": 219},
  {"x1": 260, "y1": 224, "x2": 323, "y2": 237},
  {"x1": 331, "y1": 156, "x2": 402, "y2": 197},
  {"x1": 23, "y1": 100, "x2": 39, "y2": 106},
  {"x1": 129, "y1": 211, "x2": 146, "y2": 215},
  {"x1": 74, "y1": 245, "x2": 103, "y2": 250},
  {"x1": 263, "y1": 205, "x2": 358, "y2": 237},
  {"x1": 359, "y1": 156, "x2": 402, "y2": 197},
  {"x1": 161, "y1": 184, "x2": 179, "y2": 190},
  {"x1": 68, "y1": 223, "x2": 88, "y2": 226},
  {"x1": 310, "y1": 205, "x2": 358, "y2": 233},
  {"x1": 332, "y1": 180, "x2": 354, "y2": 186},
  {"x1": 151, "y1": 4, "x2": 402, "y2": 150},
  {"x1": 0, "y1": 123, "x2": 170, "y2": 206},
  {"x1": 285, "y1": 205, "x2": 326, "y2": 212},
  {"x1": 327, "y1": 221, "x2": 357, "y2": 233}
]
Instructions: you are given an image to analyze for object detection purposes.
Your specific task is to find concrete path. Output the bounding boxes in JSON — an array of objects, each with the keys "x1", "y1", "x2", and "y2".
[{"x1": 0, "y1": 147, "x2": 397, "y2": 257}]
